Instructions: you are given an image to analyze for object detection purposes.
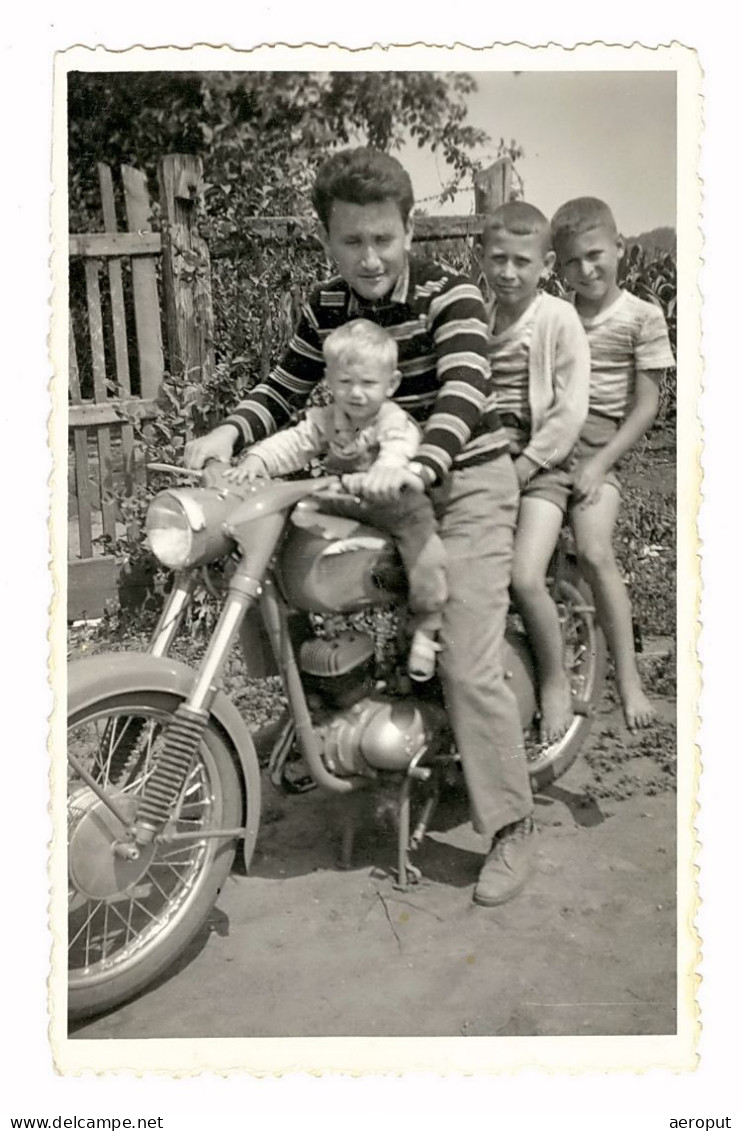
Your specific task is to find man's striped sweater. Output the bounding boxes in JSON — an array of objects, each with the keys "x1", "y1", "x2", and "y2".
[{"x1": 224, "y1": 255, "x2": 509, "y2": 484}]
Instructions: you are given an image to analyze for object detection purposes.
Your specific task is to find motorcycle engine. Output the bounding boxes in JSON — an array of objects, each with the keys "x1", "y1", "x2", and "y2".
[
  {"x1": 298, "y1": 632, "x2": 449, "y2": 777},
  {"x1": 299, "y1": 631, "x2": 376, "y2": 709}
]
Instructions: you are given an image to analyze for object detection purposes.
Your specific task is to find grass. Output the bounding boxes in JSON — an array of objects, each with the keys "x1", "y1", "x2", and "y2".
[{"x1": 614, "y1": 419, "x2": 676, "y2": 638}]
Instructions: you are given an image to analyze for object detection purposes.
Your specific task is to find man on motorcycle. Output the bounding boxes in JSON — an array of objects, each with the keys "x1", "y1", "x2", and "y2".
[{"x1": 185, "y1": 147, "x2": 534, "y2": 906}]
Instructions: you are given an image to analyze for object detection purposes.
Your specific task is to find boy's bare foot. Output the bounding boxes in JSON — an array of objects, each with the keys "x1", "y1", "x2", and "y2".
[
  {"x1": 619, "y1": 684, "x2": 656, "y2": 731},
  {"x1": 539, "y1": 677, "x2": 574, "y2": 743}
]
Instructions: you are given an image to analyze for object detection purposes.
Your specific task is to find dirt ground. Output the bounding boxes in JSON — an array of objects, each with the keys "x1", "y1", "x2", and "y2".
[{"x1": 70, "y1": 685, "x2": 677, "y2": 1042}]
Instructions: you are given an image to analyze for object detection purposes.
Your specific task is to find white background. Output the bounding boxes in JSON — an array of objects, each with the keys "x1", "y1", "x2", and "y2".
[{"x1": 2, "y1": 5, "x2": 736, "y2": 1128}]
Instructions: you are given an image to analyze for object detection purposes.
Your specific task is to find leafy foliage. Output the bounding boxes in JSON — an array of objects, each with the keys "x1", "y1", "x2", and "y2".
[
  {"x1": 68, "y1": 70, "x2": 493, "y2": 411},
  {"x1": 68, "y1": 71, "x2": 497, "y2": 626},
  {"x1": 68, "y1": 71, "x2": 489, "y2": 230}
]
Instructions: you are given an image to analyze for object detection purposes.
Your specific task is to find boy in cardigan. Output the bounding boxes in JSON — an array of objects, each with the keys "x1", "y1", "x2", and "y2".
[
  {"x1": 551, "y1": 197, "x2": 675, "y2": 730},
  {"x1": 483, "y1": 202, "x2": 590, "y2": 741},
  {"x1": 226, "y1": 319, "x2": 447, "y2": 682}
]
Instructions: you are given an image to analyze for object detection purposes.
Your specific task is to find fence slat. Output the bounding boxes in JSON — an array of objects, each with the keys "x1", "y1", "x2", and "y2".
[
  {"x1": 84, "y1": 258, "x2": 117, "y2": 541},
  {"x1": 68, "y1": 324, "x2": 93, "y2": 559},
  {"x1": 121, "y1": 165, "x2": 164, "y2": 399},
  {"x1": 98, "y1": 163, "x2": 134, "y2": 495}
]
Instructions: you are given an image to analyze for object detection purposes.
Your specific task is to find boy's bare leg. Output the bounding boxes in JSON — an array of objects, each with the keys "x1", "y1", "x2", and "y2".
[
  {"x1": 511, "y1": 497, "x2": 573, "y2": 742},
  {"x1": 570, "y1": 485, "x2": 655, "y2": 731}
]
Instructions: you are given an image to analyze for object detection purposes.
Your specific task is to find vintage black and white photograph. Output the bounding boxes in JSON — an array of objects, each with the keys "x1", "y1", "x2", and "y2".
[{"x1": 54, "y1": 44, "x2": 699, "y2": 1073}]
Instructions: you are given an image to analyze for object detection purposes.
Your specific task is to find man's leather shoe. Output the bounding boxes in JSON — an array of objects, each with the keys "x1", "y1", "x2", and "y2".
[{"x1": 473, "y1": 816, "x2": 534, "y2": 906}]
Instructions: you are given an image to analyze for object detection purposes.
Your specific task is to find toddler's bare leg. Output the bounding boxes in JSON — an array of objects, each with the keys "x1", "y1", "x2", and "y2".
[
  {"x1": 571, "y1": 485, "x2": 655, "y2": 730},
  {"x1": 511, "y1": 497, "x2": 573, "y2": 742}
]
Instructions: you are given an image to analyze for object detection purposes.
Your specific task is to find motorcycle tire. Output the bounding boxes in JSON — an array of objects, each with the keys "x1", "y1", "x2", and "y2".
[
  {"x1": 525, "y1": 564, "x2": 607, "y2": 793},
  {"x1": 67, "y1": 691, "x2": 241, "y2": 1021}
]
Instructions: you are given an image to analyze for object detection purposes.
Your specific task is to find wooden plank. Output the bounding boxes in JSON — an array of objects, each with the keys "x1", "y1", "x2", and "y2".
[
  {"x1": 158, "y1": 154, "x2": 215, "y2": 392},
  {"x1": 68, "y1": 557, "x2": 155, "y2": 622},
  {"x1": 209, "y1": 214, "x2": 487, "y2": 257},
  {"x1": 69, "y1": 232, "x2": 162, "y2": 257},
  {"x1": 98, "y1": 162, "x2": 134, "y2": 495},
  {"x1": 84, "y1": 258, "x2": 117, "y2": 541},
  {"x1": 121, "y1": 165, "x2": 164, "y2": 399},
  {"x1": 68, "y1": 557, "x2": 118, "y2": 621},
  {"x1": 68, "y1": 398, "x2": 158, "y2": 428},
  {"x1": 68, "y1": 324, "x2": 93, "y2": 559}
]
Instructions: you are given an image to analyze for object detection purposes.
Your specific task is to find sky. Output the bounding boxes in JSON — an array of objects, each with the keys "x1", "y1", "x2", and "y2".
[{"x1": 399, "y1": 71, "x2": 676, "y2": 237}]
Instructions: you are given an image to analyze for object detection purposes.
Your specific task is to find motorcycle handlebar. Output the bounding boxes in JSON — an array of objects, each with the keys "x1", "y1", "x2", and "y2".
[
  {"x1": 147, "y1": 462, "x2": 414, "y2": 505},
  {"x1": 147, "y1": 463, "x2": 205, "y2": 480}
]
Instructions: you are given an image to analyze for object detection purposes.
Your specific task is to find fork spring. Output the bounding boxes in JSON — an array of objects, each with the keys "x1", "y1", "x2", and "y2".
[{"x1": 133, "y1": 705, "x2": 208, "y2": 843}]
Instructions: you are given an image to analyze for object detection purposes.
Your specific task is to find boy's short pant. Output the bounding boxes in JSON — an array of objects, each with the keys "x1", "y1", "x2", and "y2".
[{"x1": 504, "y1": 411, "x2": 622, "y2": 514}]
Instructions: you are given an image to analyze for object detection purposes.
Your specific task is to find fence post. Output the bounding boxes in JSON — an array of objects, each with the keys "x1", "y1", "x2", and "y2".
[
  {"x1": 471, "y1": 156, "x2": 515, "y2": 296},
  {"x1": 473, "y1": 156, "x2": 514, "y2": 216},
  {"x1": 158, "y1": 154, "x2": 215, "y2": 391}
]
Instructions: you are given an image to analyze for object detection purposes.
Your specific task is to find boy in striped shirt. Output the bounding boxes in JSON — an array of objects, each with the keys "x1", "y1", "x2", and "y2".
[
  {"x1": 186, "y1": 147, "x2": 534, "y2": 907},
  {"x1": 551, "y1": 197, "x2": 676, "y2": 730}
]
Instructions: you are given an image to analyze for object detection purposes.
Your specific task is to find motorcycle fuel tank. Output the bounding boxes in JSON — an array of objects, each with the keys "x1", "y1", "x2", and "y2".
[{"x1": 275, "y1": 498, "x2": 407, "y2": 614}]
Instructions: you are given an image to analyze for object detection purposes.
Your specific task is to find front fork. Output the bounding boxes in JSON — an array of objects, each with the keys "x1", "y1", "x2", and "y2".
[
  {"x1": 148, "y1": 572, "x2": 197, "y2": 658},
  {"x1": 130, "y1": 520, "x2": 284, "y2": 849}
]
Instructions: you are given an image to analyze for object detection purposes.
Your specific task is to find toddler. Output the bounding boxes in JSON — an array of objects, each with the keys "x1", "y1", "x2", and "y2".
[{"x1": 226, "y1": 318, "x2": 447, "y2": 681}]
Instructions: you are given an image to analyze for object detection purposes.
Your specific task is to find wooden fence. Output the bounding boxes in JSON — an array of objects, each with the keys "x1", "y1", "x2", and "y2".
[
  {"x1": 67, "y1": 155, "x2": 515, "y2": 621},
  {"x1": 68, "y1": 155, "x2": 214, "y2": 620}
]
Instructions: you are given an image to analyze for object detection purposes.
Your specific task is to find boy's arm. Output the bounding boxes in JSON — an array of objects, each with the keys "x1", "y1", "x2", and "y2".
[
  {"x1": 345, "y1": 405, "x2": 422, "y2": 500},
  {"x1": 245, "y1": 409, "x2": 330, "y2": 477},
  {"x1": 415, "y1": 278, "x2": 491, "y2": 485},
  {"x1": 573, "y1": 304, "x2": 673, "y2": 504},
  {"x1": 374, "y1": 404, "x2": 422, "y2": 468},
  {"x1": 573, "y1": 370, "x2": 662, "y2": 504},
  {"x1": 521, "y1": 303, "x2": 590, "y2": 477}
]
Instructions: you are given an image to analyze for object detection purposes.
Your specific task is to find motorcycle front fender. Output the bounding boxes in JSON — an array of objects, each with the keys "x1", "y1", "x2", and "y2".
[{"x1": 67, "y1": 653, "x2": 262, "y2": 871}]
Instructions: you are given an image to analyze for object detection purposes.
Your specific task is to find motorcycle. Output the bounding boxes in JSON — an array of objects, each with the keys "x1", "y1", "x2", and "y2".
[{"x1": 67, "y1": 462, "x2": 606, "y2": 1019}]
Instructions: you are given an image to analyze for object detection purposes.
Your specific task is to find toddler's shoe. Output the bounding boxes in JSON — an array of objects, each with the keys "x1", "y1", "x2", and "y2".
[{"x1": 407, "y1": 631, "x2": 442, "y2": 682}]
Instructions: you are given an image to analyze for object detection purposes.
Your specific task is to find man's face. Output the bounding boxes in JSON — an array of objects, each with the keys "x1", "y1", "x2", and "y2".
[
  {"x1": 326, "y1": 354, "x2": 399, "y2": 423},
  {"x1": 559, "y1": 225, "x2": 624, "y2": 308},
  {"x1": 483, "y1": 229, "x2": 555, "y2": 310},
  {"x1": 320, "y1": 198, "x2": 413, "y2": 302}
]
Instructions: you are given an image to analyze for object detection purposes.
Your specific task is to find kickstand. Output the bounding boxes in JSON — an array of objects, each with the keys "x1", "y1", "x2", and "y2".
[{"x1": 392, "y1": 767, "x2": 440, "y2": 891}]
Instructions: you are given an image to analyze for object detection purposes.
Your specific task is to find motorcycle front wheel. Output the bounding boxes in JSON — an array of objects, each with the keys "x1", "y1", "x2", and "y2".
[{"x1": 67, "y1": 691, "x2": 241, "y2": 1021}]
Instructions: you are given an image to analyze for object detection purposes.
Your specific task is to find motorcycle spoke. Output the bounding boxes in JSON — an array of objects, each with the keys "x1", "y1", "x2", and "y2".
[
  {"x1": 68, "y1": 900, "x2": 104, "y2": 951},
  {"x1": 127, "y1": 895, "x2": 159, "y2": 925},
  {"x1": 140, "y1": 869, "x2": 171, "y2": 903},
  {"x1": 155, "y1": 845, "x2": 205, "y2": 865}
]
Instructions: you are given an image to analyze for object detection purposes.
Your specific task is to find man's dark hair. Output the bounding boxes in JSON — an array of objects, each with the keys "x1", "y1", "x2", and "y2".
[{"x1": 312, "y1": 147, "x2": 415, "y2": 228}]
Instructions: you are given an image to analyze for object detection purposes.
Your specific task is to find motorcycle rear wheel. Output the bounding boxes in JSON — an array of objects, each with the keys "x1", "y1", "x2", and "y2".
[
  {"x1": 67, "y1": 691, "x2": 241, "y2": 1021},
  {"x1": 525, "y1": 566, "x2": 607, "y2": 792}
]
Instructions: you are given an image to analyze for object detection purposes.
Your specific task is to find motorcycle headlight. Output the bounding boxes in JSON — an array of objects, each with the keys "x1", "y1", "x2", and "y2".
[
  {"x1": 145, "y1": 489, "x2": 234, "y2": 569},
  {"x1": 146, "y1": 494, "x2": 196, "y2": 569}
]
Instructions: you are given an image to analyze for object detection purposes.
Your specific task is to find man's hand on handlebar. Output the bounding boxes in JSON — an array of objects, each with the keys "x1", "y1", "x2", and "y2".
[
  {"x1": 183, "y1": 424, "x2": 239, "y2": 470},
  {"x1": 343, "y1": 463, "x2": 427, "y2": 503}
]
